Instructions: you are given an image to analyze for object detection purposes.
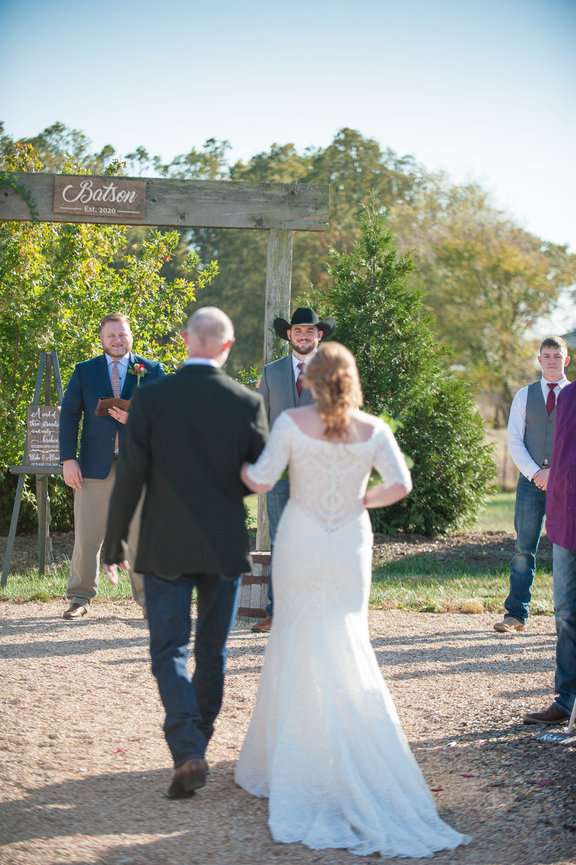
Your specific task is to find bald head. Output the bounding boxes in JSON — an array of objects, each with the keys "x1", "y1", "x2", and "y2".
[{"x1": 184, "y1": 307, "x2": 235, "y2": 364}]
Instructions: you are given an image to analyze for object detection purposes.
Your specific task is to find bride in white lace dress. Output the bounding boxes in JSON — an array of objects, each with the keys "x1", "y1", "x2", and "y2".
[{"x1": 235, "y1": 343, "x2": 469, "y2": 858}]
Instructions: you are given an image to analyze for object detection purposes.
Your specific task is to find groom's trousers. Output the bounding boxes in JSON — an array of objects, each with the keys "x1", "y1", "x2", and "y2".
[{"x1": 144, "y1": 572, "x2": 241, "y2": 767}]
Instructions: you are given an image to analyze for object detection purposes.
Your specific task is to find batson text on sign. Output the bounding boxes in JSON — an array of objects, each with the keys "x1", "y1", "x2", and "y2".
[{"x1": 53, "y1": 176, "x2": 146, "y2": 222}]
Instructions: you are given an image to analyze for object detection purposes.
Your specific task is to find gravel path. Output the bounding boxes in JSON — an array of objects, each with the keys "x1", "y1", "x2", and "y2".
[{"x1": 0, "y1": 602, "x2": 574, "y2": 865}]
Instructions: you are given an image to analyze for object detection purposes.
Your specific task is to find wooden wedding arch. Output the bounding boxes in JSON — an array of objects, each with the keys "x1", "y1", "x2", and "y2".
[{"x1": 0, "y1": 172, "x2": 330, "y2": 580}]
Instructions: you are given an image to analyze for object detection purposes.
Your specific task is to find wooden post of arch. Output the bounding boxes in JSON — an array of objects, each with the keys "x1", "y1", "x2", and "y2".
[{"x1": 255, "y1": 228, "x2": 294, "y2": 550}]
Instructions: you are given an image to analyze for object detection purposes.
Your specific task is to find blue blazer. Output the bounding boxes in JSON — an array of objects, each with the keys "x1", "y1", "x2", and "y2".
[{"x1": 59, "y1": 353, "x2": 165, "y2": 479}]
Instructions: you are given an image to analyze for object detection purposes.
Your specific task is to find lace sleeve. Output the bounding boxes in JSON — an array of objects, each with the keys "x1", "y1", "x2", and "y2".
[
  {"x1": 373, "y1": 423, "x2": 412, "y2": 489},
  {"x1": 245, "y1": 412, "x2": 292, "y2": 487}
]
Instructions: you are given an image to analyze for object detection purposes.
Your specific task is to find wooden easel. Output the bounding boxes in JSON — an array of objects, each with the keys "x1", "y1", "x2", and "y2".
[{"x1": 1, "y1": 351, "x2": 64, "y2": 586}]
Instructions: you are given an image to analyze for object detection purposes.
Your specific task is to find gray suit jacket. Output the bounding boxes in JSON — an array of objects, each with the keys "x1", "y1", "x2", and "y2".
[{"x1": 258, "y1": 354, "x2": 314, "y2": 428}]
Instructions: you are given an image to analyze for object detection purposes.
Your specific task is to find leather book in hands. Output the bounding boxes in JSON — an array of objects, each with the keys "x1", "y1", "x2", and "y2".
[{"x1": 95, "y1": 397, "x2": 131, "y2": 417}]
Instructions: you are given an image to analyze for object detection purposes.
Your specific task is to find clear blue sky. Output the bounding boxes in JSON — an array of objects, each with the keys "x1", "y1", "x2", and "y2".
[{"x1": 1, "y1": 0, "x2": 575, "y2": 249}]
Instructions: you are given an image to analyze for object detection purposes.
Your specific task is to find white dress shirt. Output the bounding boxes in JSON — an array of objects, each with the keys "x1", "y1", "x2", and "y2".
[
  {"x1": 183, "y1": 357, "x2": 219, "y2": 368},
  {"x1": 507, "y1": 375, "x2": 568, "y2": 480}
]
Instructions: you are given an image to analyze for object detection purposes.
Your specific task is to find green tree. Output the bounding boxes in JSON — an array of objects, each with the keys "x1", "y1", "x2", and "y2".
[
  {"x1": 325, "y1": 206, "x2": 495, "y2": 535},
  {"x1": 387, "y1": 184, "x2": 576, "y2": 424},
  {"x1": 0, "y1": 139, "x2": 217, "y2": 531},
  {"x1": 5, "y1": 121, "x2": 572, "y2": 414},
  {"x1": 192, "y1": 128, "x2": 431, "y2": 370}
]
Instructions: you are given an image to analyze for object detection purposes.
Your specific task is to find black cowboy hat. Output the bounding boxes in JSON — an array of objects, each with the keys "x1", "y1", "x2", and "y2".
[{"x1": 273, "y1": 307, "x2": 336, "y2": 341}]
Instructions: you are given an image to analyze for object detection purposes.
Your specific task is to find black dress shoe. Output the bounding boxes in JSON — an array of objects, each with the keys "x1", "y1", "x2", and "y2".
[
  {"x1": 251, "y1": 616, "x2": 272, "y2": 633},
  {"x1": 63, "y1": 603, "x2": 88, "y2": 620},
  {"x1": 523, "y1": 703, "x2": 569, "y2": 725},
  {"x1": 167, "y1": 758, "x2": 209, "y2": 799}
]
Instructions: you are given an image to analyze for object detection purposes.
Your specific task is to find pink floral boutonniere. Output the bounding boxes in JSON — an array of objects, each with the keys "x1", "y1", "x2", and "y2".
[{"x1": 128, "y1": 361, "x2": 148, "y2": 387}]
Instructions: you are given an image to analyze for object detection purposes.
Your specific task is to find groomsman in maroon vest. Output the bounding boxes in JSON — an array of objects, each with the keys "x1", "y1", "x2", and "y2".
[
  {"x1": 523, "y1": 374, "x2": 576, "y2": 726},
  {"x1": 494, "y1": 337, "x2": 570, "y2": 633}
]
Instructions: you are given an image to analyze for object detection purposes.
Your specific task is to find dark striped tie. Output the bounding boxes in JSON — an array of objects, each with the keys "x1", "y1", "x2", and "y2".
[
  {"x1": 546, "y1": 382, "x2": 556, "y2": 415},
  {"x1": 296, "y1": 362, "x2": 304, "y2": 397}
]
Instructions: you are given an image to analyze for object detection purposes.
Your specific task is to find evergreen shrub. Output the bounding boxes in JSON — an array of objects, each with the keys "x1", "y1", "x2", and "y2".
[{"x1": 325, "y1": 207, "x2": 495, "y2": 535}]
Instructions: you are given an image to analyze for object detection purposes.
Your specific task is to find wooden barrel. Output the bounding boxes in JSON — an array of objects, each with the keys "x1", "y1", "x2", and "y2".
[{"x1": 238, "y1": 551, "x2": 271, "y2": 621}]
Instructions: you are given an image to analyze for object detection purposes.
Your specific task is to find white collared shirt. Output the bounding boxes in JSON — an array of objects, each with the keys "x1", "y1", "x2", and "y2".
[
  {"x1": 292, "y1": 354, "x2": 307, "y2": 381},
  {"x1": 507, "y1": 375, "x2": 569, "y2": 479},
  {"x1": 106, "y1": 352, "x2": 130, "y2": 393},
  {"x1": 183, "y1": 357, "x2": 219, "y2": 368}
]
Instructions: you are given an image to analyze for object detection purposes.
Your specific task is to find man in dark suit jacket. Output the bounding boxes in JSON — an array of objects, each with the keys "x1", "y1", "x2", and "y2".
[
  {"x1": 59, "y1": 313, "x2": 164, "y2": 619},
  {"x1": 103, "y1": 307, "x2": 267, "y2": 799}
]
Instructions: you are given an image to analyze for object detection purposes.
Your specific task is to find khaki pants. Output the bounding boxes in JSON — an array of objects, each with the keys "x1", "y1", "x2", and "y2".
[{"x1": 67, "y1": 463, "x2": 145, "y2": 607}]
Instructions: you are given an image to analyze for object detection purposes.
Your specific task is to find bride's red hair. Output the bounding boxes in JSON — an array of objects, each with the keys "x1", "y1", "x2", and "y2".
[{"x1": 304, "y1": 342, "x2": 363, "y2": 439}]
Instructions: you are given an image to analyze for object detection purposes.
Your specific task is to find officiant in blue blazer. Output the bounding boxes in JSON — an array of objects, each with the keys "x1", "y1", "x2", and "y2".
[{"x1": 59, "y1": 313, "x2": 164, "y2": 619}]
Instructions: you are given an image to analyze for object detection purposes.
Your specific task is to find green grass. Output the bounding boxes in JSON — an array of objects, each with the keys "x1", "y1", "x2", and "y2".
[
  {"x1": 469, "y1": 491, "x2": 515, "y2": 534},
  {"x1": 370, "y1": 559, "x2": 553, "y2": 615},
  {"x1": 2, "y1": 493, "x2": 552, "y2": 614},
  {"x1": 367, "y1": 492, "x2": 553, "y2": 614},
  {"x1": 0, "y1": 563, "x2": 134, "y2": 603},
  {"x1": 2, "y1": 557, "x2": 553, "y2": 615}
]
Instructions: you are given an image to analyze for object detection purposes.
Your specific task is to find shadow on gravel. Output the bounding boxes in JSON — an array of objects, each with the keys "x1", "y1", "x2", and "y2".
[
  {"x1": 0, "y1": 761, "x2": 266, "y2": 863},
  {"x1": 499, "y1": 685, "x2": 551, "y2": 699},
  {"x1": 372, "y1": 632, "x2": 556, "y2": 680},
  {"x1": 0, "y1": 750, "x2": 574, "y2": 865},
  {"x1": 220, "y1": 623, "x2": 558, "y2": 680},
  {"x1": 0, "y1": 617, "x2": 148, "y2": 660}
]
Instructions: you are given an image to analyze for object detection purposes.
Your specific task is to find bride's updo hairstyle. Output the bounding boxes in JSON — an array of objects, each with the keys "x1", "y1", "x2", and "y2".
[{"x1": 304, "y1": 342, "x2": 363, "y2": 439}]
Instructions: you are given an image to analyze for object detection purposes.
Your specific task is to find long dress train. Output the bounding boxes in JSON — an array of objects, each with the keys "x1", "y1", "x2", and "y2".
[{"x1": 235, "y1": 412, "x2": 469, "y2": 857}]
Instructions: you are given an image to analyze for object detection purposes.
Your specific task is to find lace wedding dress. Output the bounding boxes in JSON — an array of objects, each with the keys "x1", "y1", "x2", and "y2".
[{"x1": 235, "y1": 412, "x2": 469, "y2": 858}]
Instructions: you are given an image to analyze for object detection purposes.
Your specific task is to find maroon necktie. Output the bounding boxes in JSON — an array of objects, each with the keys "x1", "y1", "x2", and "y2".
[
  {"x1": 546, "y1": 382, "x2": 557, "y2": 415},
  {"x1": 296, "y1": 362, "x2": 304, "y2": 397}
]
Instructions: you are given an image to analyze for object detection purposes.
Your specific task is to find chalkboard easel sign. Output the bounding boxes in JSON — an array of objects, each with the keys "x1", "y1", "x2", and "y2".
[
  {"x1": 1, "y1": 352, "x2": 64, "y2": 586},
  {"x1": 27, "y1": 405, "x2": 61, "y2": 467}
]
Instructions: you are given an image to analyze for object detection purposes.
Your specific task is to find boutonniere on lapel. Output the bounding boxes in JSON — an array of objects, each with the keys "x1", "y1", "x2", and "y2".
[{"x1": 128, "y1": 361, "x2": 148, "y2": 387}]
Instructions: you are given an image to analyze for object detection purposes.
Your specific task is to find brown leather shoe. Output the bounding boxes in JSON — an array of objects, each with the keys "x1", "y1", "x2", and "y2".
[
  {"x1": 63, "y1": 603, "x2": 89, "y2": 620},
  {"x1": 167, "y1": 758, "x2": 209, "y2": 799},
  {"x1": 523, "y1": 703, "x2": 570, "y2": 725},
  {"x1": 251, "y1": 616, "x2": 272, "y2": 634},
  {"x1": 494, "y1": 616, "x2": 526, "y2": 633}
]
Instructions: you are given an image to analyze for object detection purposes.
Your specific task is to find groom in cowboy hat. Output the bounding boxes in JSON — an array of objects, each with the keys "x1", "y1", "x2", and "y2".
[{"x1": 253, "y1": 307, "x2": 336, "y2": 633}]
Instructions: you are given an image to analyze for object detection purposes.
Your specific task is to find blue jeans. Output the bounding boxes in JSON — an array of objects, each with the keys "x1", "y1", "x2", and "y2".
[
  {"x1": 265, "y1": 478, "x2": 290, "y2": 616},
  {"x1": 505, "y1": 475, "x2": 546, "y2": 622},
  {"x1": 144, "y1": 572, "x2": 240, "y2": 767},
  {"x1": 552, "y1": 545, "x2": 576, "y2": 716}
]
